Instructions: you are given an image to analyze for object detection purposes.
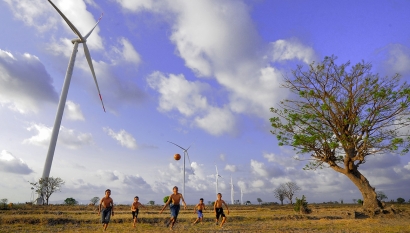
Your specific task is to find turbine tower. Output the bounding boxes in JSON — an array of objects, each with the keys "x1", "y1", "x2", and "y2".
[
  {"x1": 241, "y1": 188, "x2": 243, "y2": 205},
  {"x1": 38, "y1": 0, "x2": 105, "y2": 204},
  {"x1": 168, "y1": 141, "x2": 193, "y2": 197},
  {"x1": 230, "y1": 175, "x2": 234, "y2": 205},
  {"x1": 215, "y1": 165, "x2": 222, "y2": 195}
]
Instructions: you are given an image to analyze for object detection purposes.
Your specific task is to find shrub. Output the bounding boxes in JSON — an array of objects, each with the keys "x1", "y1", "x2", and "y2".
[
  {"x1": 397, "y1": 197, "x2": 405, "y2": 204},
  {"x1": 294, "y1": 195, "x2": 310, "y2": 214},
  {"x1": 357, "y1": 199, "x2": 363, "y2": 205}
]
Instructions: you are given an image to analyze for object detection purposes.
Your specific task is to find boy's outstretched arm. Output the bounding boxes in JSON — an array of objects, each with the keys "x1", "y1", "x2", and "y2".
[
  {"x1": 223, "y1": 201, "x2": 229, "y2": 215},
  {"x1": 160, "y1": 194, "x2": 172, "y2": 213},
  {"x1": 181, "y1": 194, "x2": 187, "y2": 209}
]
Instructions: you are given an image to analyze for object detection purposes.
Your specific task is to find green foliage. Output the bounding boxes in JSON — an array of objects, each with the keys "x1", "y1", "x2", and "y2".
[
  {"x1": 294, "y1": 195, "x2": 309, "y2": 213},
  {"x1": 64, "y1": 197, "x2": 77, "y2": 205},
  {"x1": 357, "y1": 199, "x2": 363, "y2": 205},
  {"x1": 397, "y1": 197, "x2": 405, "y2": 204},
  {"x1": 270, "y1": 55, "x2": 410, "y2": 171},
  {"x1": 0, "y1": 198, "x2": 8, "y2": 209},
  {"x1": 257, "y1": 198, "x2": 263, "y2": 204},
  {"x1": 148, "y1": 200, "x2": 155, "y2": 205},
  {"x1": 163, "y1": 196, "x2": 169, "y2": 204}
]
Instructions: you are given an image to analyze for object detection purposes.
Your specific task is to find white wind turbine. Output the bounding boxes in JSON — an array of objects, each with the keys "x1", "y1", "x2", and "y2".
[
  {"x1": 38, "y1": 0, "x2": 106, "y2": 204},
  {"x1": 215, "y1": 165, "x2": 222, "y2": 195},
  {"x1": 168, "y1": 141, "x2": 193, "y2": 197},
  {"x1": 230, "y1": 175, "x2": 234, "y2": 205},
  {"x1": 241, "y1": 188, "x2": 243, "y2": 205}
]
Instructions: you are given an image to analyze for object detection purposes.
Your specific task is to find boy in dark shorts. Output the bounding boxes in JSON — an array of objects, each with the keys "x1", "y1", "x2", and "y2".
[
  {"x1": 131, "y1": 196, "x2": 145, "y2": 227},
  {"x1": 214, "y1": 193, "x2": 229, "y2": 228},
  {"x1": 193, "y1": 198, "x2": 206, "y2": 225},
  {"x1": 159, "y1": 186, "x2": 187, "y2": 230},
  {"x1": 98, "y1": 189, "x2": 114, "y2": 231}
]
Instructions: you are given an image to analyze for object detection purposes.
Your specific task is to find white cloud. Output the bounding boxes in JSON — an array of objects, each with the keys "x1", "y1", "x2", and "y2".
[
  {"x1": 104, "y1": 127, "x2": 137, "y2": 149},
  {"x1": 96, "y1": 170, "x2": 119, "y2": 181},
  {"x1": 250, "y1": 159, "x2": 269, "y2": 177},
  {"x1": 219, "y1": 154, "x2": 226, "y2": 161},
  {"x1": 65, "y1": 101, "x2": 85, "y2": 121},
  {"x1": 110, "y1": 38, "x2": 142, "y2": 65},
  {"x1": 0, "y1": 150, "x2": 34, "y2": 174},
  {"x1": 0, "y1": 50, "x2": 58, "y2": 113},
  {"x1": 23, "y1": 123, "x2": 93, "y2": 149},
  {"x1": 270, "y1": 38, "x2": 316, "y2": 64},
  {"x1": 405, "y1": 162, "x2": 410, "y2": 171},
  {"x1": 194, "y1": 106, "x2": 236, "y2": 136},
  {"x1": 382, "y1": 43, "x2": 410, "y2": 75},
  {"x1": 225, "y1": 164, "x2": 237, "y2": 172}
]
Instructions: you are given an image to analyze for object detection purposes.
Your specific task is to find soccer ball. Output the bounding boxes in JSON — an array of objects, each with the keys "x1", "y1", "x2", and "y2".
[{"x1": 174, "y1": 153, "x2": 181, "y2": 161}]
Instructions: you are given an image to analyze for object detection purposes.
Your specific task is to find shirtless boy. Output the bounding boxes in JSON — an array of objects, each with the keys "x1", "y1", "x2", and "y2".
[
  {"x1": 214, "y1": 193, "x2": 229, "y2": 228},
  {"x1": 98, "y1": 189, "x2": 114, "y2": 231},
  {"x1": 159, "y1": 186, "x2": 187, "y2": 230},
  {"x1": 193, "y1": 198, "x2": 206, "y2": 225},
  {"x1": 131, "y1": 196, "x2": 145, "y2": 227}
]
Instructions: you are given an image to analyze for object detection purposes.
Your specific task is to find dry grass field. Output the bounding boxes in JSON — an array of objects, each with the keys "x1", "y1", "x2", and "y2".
[{"x1": 0, "y1": 203, "x2": 409, "y2": 232}]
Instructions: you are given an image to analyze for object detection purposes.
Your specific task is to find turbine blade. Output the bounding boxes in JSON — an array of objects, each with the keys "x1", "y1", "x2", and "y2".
[
  {"x1": 186, "y1": 152, "x2": 193, "y2": 173},
  {"x1": 48, "y1": 0, "x2": 83, "y2": 40},
  {"x1": 167, "y1": 141, "x2": 186, "y2": 151},
  {"x1": 83, "y1": 42, "x2": 106, "y2": 112},
  {"x1": 84, "y1": 13, "x2": 103, "y2": 40}
]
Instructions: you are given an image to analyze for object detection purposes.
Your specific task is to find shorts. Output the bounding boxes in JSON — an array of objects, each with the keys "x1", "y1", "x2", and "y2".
[
  {"x1": 170, "y1": 204, "x2": 180, "y2": 219},
  {"x1": 215, "y1": 207, "x2": 225, "y2": 219},
  {"x1": 197, "y1": 210, "x2": 203, "y2": 218},
  {"x1": 132, "y1": 209, "x2": 139, "y2": 219},
  {"x1": 101, "y1": 207, "x2": 112, "y2": 224}
]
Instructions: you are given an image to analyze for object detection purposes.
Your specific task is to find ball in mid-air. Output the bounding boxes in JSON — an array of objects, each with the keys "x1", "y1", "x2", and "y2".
[{"x1": 174, "y1": 153, "x2": 181, "y2": 161}]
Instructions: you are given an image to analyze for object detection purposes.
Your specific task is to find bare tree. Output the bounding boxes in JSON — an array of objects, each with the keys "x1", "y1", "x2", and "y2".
[
  {"x1": 273, "y1": 184, "x2": 286, "y2": 205},
  {"x1": 376, "y1": 191, "x2": 388, "y2": 201},
  {"x1": 90, "y1": 197, "x2": 100, "y2": 205},
  {"x1": 29, "y1": 177, "x2": 65, "y2": 205},
  {"x1": 283, "y1": 182, "x2": 301, "y2": 204},
  {"x1": 270, "y1": 56, "x2": 410, "y2": 210}
]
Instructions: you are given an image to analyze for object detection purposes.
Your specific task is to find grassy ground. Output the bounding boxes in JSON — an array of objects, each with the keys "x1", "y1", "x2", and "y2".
[{"x1": 0, "y1": 203, "x2": 409, "y2": 232}]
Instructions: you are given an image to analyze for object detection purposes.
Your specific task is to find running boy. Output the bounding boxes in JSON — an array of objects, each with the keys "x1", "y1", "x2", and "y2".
[
  {"x1": 193, "y1": 198, "x2": 206, "y2": 225},
  {"x1": 131, "y1": 196, "x2": 145, "y2": 227},
  {"x1": 98, "y1": 189, "x2": 114, "y2": 231},
  {"x1": 159, "y1": 186, "x2": 187, "y2": 230},
  {"x1": 214, "y1": 193, "x2": 229, "y2": 228}
]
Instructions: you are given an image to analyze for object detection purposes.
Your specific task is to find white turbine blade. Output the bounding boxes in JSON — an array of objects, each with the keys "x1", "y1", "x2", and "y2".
[
  {"x1": 167, "y1": 141, "x2": 186, "y2": 151},
  {"x1": 186, "y1": 152, "x2": 193, "y2": 173},
  {"x1": 83, "y1": 42, "x2": 106, "y2": 112},
  {"x1": 48, "y1": 0, "x2": 83, "y2": 39},
  {"x1": 83, "y1": 13, "x2": 103, "y2": 40}
]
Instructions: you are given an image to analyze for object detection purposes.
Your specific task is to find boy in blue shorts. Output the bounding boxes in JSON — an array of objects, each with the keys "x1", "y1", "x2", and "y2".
[
  {"x1": 159, "y1": 186, "x2": 187, "y2": 230},
  {"x1": 193, "y1": 198, "x2": 206, "y2": 225}
]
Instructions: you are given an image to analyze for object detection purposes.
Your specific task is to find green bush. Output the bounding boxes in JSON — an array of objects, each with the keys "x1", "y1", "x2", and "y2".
[
  {"x1": 397, "y1": 197, "x2": 405, "y2": 204},
  {"x1": 357, "y1": 199, "x2": 363, "y2": 205},
  {"x1": 294, "y1": 195, "x2": 309, "y2": 213}
]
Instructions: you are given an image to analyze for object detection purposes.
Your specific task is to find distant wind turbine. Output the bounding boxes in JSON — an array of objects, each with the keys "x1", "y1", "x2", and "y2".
[
  {"x1": 167, "y1": 141, "x2": 193, "y2": 197},
  {"x1": 215, "y1": 165, "x2": 222, "y2": 195},
  {"x1": 241, "y1": 188, "x2": 243, "y2": 205},
  {"x1": 38, "y1": 0, "x2": 106, "y2": 204},
  {"x1": 230, "y1": 175, "x2": 234, "y2": 205}
]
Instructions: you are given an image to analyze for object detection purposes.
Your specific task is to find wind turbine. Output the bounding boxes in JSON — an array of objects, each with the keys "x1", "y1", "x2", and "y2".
[
  {"x1": 167, "y1": 141, "x2": 193, "y2": 197},
  {"x1": 241, "y1": 188, "x2": 243, "y2": 205},
  {"x1": 38, "y1": 0, "x2": 105, "y2": 204},
  {"x1": 230, "y1": 175, "x2": 234, "y2": 205},
  {"x1": 215, "y1": 165, "x2": 222, "y2": 195}
]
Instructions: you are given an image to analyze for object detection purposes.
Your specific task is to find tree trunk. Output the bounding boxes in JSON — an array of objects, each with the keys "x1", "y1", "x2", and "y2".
[{"x1": 332, "y1": 166, "x2": 381, "y2": 211}]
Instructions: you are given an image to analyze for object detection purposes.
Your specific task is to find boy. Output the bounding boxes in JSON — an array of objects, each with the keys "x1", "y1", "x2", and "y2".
[
  {"x1": 214, "y1": 193, "x2": 229, "y2": 228},
  {"x1": 159, "y1": 186, "x2": 187, "y2": 230},
  {"x1": 98, "y1": 189, "x2": 114, "y2": 231},
  {"x1": 131, "y1": 196, "x2": 145, "y2": 227},
  {"x1": 193, "y1": 198, "x2": 206, "y2": 225}
]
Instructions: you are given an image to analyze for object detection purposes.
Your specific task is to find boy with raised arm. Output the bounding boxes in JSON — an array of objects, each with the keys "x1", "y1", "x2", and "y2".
[
  {"x1": 159, "y1": 186, "x2": 187, "y2": 230},
  {"x1": 214, "y1": 193, "x2": 229, "y2": 228},
  {"x1": 98, "y1": 189, "x2": 114, "y2": 231},
  {"x1": 131, "y1": 196, "x2": 145, "y2": 228},
  {"x1": 193, "y1": 198, "x2": 206, "y2": 225}
]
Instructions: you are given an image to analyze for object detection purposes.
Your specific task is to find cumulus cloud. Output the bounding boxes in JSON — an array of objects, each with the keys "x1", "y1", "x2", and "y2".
[
  {"x1": 405, "y1": 162, "x2": 410, "y2": 171},
  {"x1": 123, "y1": 0, "x2": 316, "y2": 136},
  {"x1": 225, "y1": 164, "x2": 237, "y2": 172},
  {"x1": 0, "y1": 150, "x2": 33, "y2": 174},
  {"x1": 23, "y1": 123, "x2": 93, "y2": 149},
  {"x1": 270, "y1": 38, "x2": 316, "y2": 64},
  {"x1": 381, "y1": 43, "x2": 410, "y2": 75},
  {"x1": 96, "y1": 170, "x2": 120, "y2": 181},
  {"x1": 104, "y1": 127, "x2": 137, "y2": 149},
  {"x1": 250, "y1": 159, "x2": 269, "y2": 177},
  {"x1": 0, "y1": 50, "x2": 58, "y2": 113},
  {"x1": 65, "y1": 101, "x2": 85, "y2": 121}
]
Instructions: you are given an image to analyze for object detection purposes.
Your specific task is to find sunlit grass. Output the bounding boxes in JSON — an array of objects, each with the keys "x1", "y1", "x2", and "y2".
[{"x1": 0, "y1": 203, "x2": 409, "y2": 232}]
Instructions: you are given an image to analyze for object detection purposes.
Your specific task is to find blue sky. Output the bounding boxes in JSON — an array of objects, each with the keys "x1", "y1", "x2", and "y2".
[{"x1": 1, "y1": 0, "x2": 410, "y2": 205}]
